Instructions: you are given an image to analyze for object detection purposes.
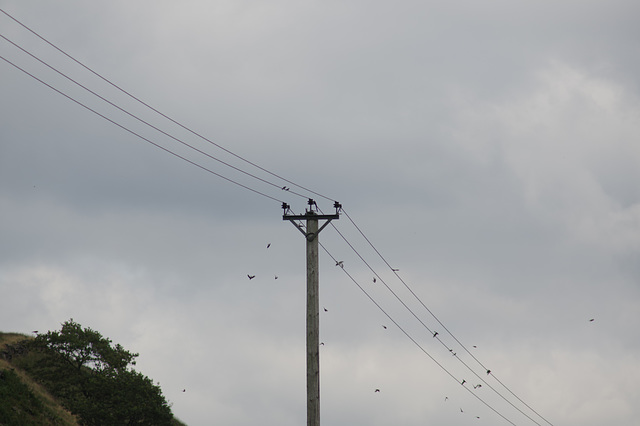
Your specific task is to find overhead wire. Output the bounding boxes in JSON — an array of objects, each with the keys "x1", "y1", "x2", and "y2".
[
  {"x1": 318, "y1": 207, "x2": 545, "y2": 426},
  {"x1": 317, "y1": 240, "x2": 518, "y2": 426},
  {"x1": 340, "y1": 208, "x2": 555, "y2": 426},
  {"x1": 1, "y1": 8, "x2": 554, "y2": 424},
  {"x1": 0, "y1": 7, "x2": 336, "y2": 204},
  {"x1": 0, "y1": 54, "x2": 283, "y2": 204},
  {"x1": 289, "y1": 215, "x2": 519, "y2": 423},
  {"x1": 2, "y1": 35, "x2": 550, "y2": 426},
  {"x1": 0, "y1": 32, "x2": 311, "y2": 202}
]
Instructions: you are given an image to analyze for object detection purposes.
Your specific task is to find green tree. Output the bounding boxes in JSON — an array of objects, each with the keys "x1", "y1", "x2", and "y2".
[
  {"x1": 19, "y1": 319, "x2": 174, "y2": 425},
  {"x1": 33, "y1": 319, "x2": 137, "y2": 374}
]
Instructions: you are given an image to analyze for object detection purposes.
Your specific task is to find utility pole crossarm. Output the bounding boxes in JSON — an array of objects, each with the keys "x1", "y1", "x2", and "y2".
[
  {"x1": 282, "y1": 200, "x2": 342, "y2": 222},
  {"x1": 283, "y1": 213, "x2": 339, "y2": 238},
  {"x1": 283, "y1": 214, "x2": 340, "y2": 221}
]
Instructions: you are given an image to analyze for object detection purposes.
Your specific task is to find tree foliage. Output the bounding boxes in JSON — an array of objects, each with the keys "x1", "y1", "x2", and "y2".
[
  {"x1": 17, "y1": 319, "x2": 174, "y2": 425},
  {"x1": 34, "y1": 319, "x2": 137, "y2": 374}
]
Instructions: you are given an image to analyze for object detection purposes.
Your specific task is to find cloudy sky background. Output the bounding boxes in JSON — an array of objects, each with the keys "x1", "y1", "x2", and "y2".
[{"x1": 1, "y1": 1, "x2": 639, "y2": 425}]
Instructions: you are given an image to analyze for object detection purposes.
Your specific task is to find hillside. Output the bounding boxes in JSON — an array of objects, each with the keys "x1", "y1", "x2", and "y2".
[
  {"x1": 1, "y1": 332, "x2": 79, "y2": 425},
  {"x1": 0, "y1": 327, "x2": 186, "y2": 426}
]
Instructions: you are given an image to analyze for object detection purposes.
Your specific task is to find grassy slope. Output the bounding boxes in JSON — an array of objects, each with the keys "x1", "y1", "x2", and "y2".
[
  {"x1": 0, "y1": 332, "x2": 79, "y2": 425},
  {"x1": 1, "y1": 332, "x2": 187, "y2": 426}
]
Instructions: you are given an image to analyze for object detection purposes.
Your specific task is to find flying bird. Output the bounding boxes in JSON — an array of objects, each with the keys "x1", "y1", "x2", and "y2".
[
  {"x1": 247, "y1": 275, "x2": 255, "y2": 280},
  {"x1": 320, "y1": 342, "x2": 325, "y2": 345},
  {"x1": 486, "y1": 369, "x2": 491, "y2": 375},
  {"x1": 373, "y1": 277, "x2": 376, "y2": 283},
  {"x1": 274, "y1": 275, "x2": 278, "y2": 280},
  {"x1": 323, "y1": 307, "x2": 328, "y2": 312},
  {"x1": 267, "y1": 243, "x2": 271, "y2": 248},
  {"x1": 335, "y1": 260, "x2": 344, "y2": 268},
  {"x1": 182, "y1": 389, "x2": 186, "y2": 392},
  {"x1": 382, "y1": 325, "x2": 387, "y2": 329},
  {"x1": 461, "y1": 380, "x2": 466, "y2": 385},
  {"x1": 392, "y1": 268, "x2": 399, "y2": 272},
  {"x1": 444, "y1": 397, "x2": 448, "y2": 401},
  {"x1": 433, "y1": 331, "x2": 439, "y2": 338},
  {"x1": 473, "y1": 345, "x2": 477, "y2": 348},
  {"x1": 460, "y1": 408, "x2": 464, "y2": 413},
  {"x1": 374, "y1": 389, "x2": 380, "y2": 393},
  {"x1": 589, "y1": 318, "x2": 595, "y2": 322},
  {"x1": 474, "y1": 384, "x2": 482, "y2": 389}
]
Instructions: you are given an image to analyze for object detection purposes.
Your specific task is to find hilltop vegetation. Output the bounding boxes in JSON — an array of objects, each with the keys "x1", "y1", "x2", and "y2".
[
  {"x1": 1, "y1": 320, "x2": 186, "y2": 425},
  {"x1": 0, "y1": 332, "x2": 79, "y2": 426},
  {"x1": 1, "y1": 332, "x2": 79, "y2": 425}
]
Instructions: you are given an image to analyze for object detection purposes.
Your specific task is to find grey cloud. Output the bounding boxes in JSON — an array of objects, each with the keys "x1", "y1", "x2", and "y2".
[{"x1": 2, "y1": 1, "x2": 640, "y2": 425}]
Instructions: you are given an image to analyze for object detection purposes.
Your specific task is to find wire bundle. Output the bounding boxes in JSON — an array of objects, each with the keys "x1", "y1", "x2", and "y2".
[{"x1": 1, "y1": 8, "x2": 554, "y2": 425}]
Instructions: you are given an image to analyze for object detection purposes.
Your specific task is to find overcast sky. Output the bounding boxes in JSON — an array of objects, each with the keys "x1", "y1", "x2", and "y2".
[{"x1": 2, "y1": 1, "x2": 640, "y2": 425}]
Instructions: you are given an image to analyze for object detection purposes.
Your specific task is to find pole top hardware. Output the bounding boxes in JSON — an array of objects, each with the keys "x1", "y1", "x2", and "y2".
[
  {"x1": 333, "y1": 201, "x2": 342, "y2": 214},
  {"x1": 307, "y1": 198, "x2": 318, "y2": 213},
  {"x1": 282, "y1": 201, "x2": 341, "y2": 221}
]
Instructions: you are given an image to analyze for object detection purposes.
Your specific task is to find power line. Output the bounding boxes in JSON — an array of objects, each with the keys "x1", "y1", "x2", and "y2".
[
  {"x1": 0, "y1": 7, "x2": 337, "y2": 205},
  {"x1": 318, "y1": 241, "x2": 519, "y2": 426},
  {"x1": 340, "y1": 208, "x2": 555, "y2": 426},
  {"x1": 296, "y1": 215, "x2": 519, "y2": 423},
  {"x1": 2, "y1": 31, "x2": 552, "y2": 424},
  {"x1": 0, "y1": 53, "x2": 283, "y2": 204},
  {"x1": 0, "y1": 32, "x2": 311, "y2": 202},
  {"x1": 1, "y1": 9, "x2": 554, "y2": 424},
  {"x1": 320, "y1": 209, "x2": 544, "y2": 425}
]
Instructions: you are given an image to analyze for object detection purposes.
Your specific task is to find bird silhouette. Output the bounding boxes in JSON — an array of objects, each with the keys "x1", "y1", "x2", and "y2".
[
  {"x1": 474, "y1": 384, "x2": 482, "y2": 389},
  {"x1": 460, "y1": 408, "x2": 464, "y2": 413},
  {"x1": 589, "y1": 318, "x2": 595, "y2": 322},
  {"x1": 323, "y1": 307, "x2": 328, "y2": 312},
  {"x1": 373, "y1": 277, "x2": 376, "y2": 283},
  {"x1": 320, "y1": 342, "x2": 325, "y2": 345},
  {"x1": 486, "y1": 369, "x2": 491, "y2": 375},
  {"x1": 182, "y1": 389, "x2": 186, "y2": 392},
  {"x1": 433, "y1": 331, "x2": 439, "y2": 338},
  {"x1": 247, "y1": 275, "x2": 255, "y2": 280},
  {"x1": 374, "y1": 389, "x2": 380, "y2": 393},
  {"x1": 392, "y1": 268, "x2": 399, "y2": 272},
  {"x1": 274, "y1": 275, "x2": 278, "y2": 280},
  {"x1": 336, "y1": 261, "x2": 344, "y2": 268},
  {"x1": 461, "y1": 380, "x2": 466, "y2": 385},
  {"x1": 267, "y1": 243, "x2": 271, "y2": 248},
  {"x1": 382, "y1": 325, "x2": 387, "y2": 329}
]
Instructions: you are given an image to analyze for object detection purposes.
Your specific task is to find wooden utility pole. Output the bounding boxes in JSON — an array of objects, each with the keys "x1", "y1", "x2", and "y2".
[{"x1": 283, "y1": 199, "x2": 340, "y2": 426}]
